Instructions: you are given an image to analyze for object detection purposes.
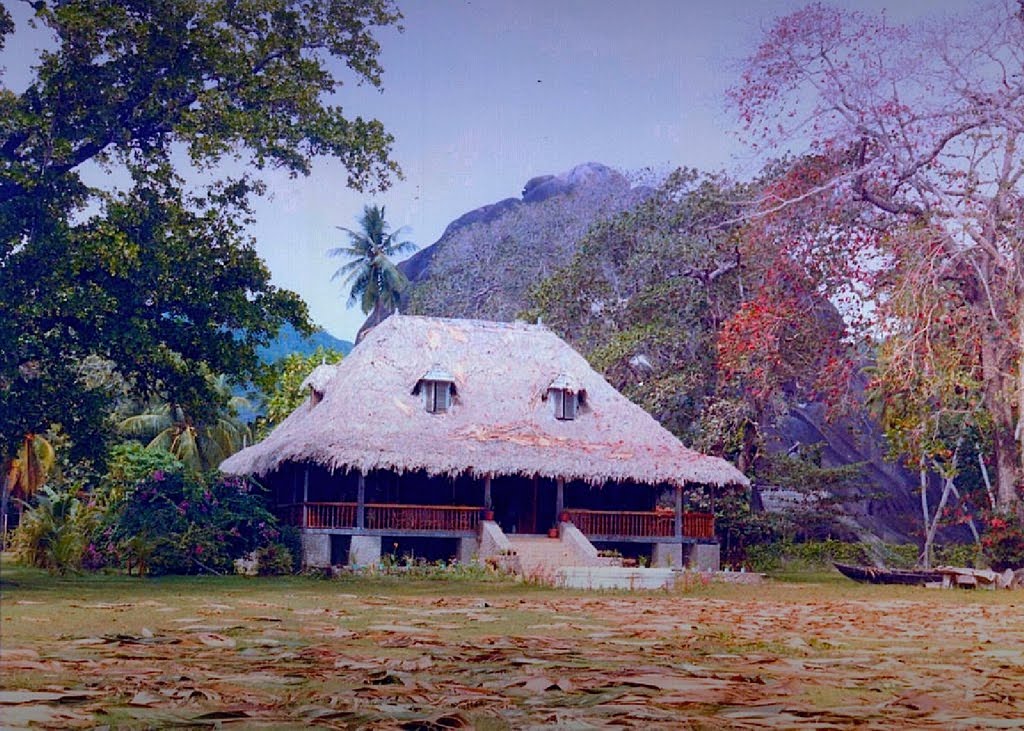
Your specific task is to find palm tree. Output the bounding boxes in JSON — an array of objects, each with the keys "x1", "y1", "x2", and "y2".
[
  {"x1": 118, "y1": 376, "x2": 252, "y2": 473},
  {"x1": 329, "y1": 205, "x2": 417, "y2": 314},
  {"x1": 1, "y1": 433, "x2": 56, "y2": 544}
]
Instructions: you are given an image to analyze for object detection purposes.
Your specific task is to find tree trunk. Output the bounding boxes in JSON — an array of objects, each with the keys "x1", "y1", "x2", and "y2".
[
  {"x1": 919, "y1": 465, "x2": 930, "y2": 567},
  {"x1": 923, "y1": 473, "x2": 956, "y2": 571},
  {"x1": 1017, "y1": 309, "x2": 1024, "y2": 517},
  {"x1": 0, "y1": 454, "x2": 14, "y2": 548},
  {"x1": 980, "y1": 327, "x2": 1020, "y2": 512}
]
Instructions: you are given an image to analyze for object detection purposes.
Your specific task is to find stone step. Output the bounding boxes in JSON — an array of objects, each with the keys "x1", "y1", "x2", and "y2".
[{"x1": 506, "y1": 534, "x2": 596, "y2": 575}]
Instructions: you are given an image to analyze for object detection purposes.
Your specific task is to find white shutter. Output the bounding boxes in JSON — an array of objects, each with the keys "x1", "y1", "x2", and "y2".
[{"x1": 424, "y1": 381, "x2": 436, "y2": 412}]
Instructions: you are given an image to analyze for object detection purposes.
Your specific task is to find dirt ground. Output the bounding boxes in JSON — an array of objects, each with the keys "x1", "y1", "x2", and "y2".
[{"x1": 1, "y1": 566, "x2": 1022, "y2": 729}]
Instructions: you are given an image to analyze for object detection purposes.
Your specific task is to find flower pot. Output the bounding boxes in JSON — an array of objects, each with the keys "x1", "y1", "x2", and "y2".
[
  {"x1": 548, "y1": 527, "x2": 559, "y2": 539},
  {"x1": 482, "y1": 509, "x2": 495, "y2": 521},
  {"x1": 559, "y1": 510, "x2": 571, "y2": 523}
]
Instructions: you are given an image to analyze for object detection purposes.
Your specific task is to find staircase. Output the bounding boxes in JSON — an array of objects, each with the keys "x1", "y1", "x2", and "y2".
[
  {"x1": 506, "y1": 532, "x2": 605, "y2": 581},
  {"x1": 479, "y1": 521, "x2": 610, "y2": 582}
]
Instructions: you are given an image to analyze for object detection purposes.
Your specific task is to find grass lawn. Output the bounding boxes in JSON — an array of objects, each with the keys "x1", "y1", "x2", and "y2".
[{"x1": 1, "y1": 558, "x2": 1022, "y2": 729}]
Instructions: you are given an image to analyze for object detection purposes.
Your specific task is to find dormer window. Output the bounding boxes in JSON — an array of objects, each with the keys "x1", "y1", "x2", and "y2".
[
  {"x1": 299, "y1": 363, "x2": 339, "y2": 409},
  {"x1": 546, "y1": 374, "x2": 583, "y2": 421},
  {"x1": 413, "y1": 364, "x2": 456, "y2": 414},
  {"x1": 551, "y1": 388, "x2": 577, "y2": 420}
]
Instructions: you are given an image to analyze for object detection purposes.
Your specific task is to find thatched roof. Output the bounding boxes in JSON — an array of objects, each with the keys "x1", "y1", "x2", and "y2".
[
  {"x1": 221, "y1": 315, "x2": 748, "y2": 488},
  {"x1": 299, "y1": 363, "x2": 339, "y2": 394}
]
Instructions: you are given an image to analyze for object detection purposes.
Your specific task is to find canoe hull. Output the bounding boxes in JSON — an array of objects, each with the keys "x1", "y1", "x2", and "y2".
[{"x1": 833, "y1": 562, "x2": 943, "y2": 586}]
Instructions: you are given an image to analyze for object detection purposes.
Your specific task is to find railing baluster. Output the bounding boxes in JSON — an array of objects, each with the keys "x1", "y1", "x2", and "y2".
[{"x1": 562, "y1": 509, "x2": 713, "y2": 539}]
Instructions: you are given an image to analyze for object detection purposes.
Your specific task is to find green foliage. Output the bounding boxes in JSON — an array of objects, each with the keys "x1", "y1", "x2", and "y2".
[
  {"x1": 1, "y1": 0, "x2": 402, "y2": 463},
  {"x1": 755, "y1": 449, "x2": 865, "y2": 541},
  {"x1": 105, "y1": 443, "x2": 184, "y2": 488},
  {"x1": 746, "y1": 540, "x2": 921, "y2": 574},
  {"x1": 330, "y1": 205, "x2": 416, "y2": 314},
  {"x1": 11, "y1": 484, "x2": 100, "y2": 574},
  {"x1": 255, "y1": 347, "x2": 345, "y2": 429},
  {"x1": 275, "y1": 525, "x2": 304, "y2": 575},
  {"x1": 254, "y1": 543, "x2": 294, "y2": 576},
  {"x1": 345, "y1": 557, "x2": 513, "y2": 582},
  {"x1": 933, "y1": 542, "x2": 985, "y2": 569}
]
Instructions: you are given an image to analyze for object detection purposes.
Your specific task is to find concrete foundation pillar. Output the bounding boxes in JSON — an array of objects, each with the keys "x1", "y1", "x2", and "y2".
[
  {"x1": 348, "y1": 534, "x2": 382, "y2": 567},
  {"x1": 687, "y1": 543, "x2": 721, "y2": 571},
  {"x1": 302, "y1": 532, "x2": 331, "y2": 569},
  {"x1": 652, "y1": 543, "x2": 683, "y2": 569},
  {"x1": 457, "y1": 536, "x2": 480, "y2": 565}
]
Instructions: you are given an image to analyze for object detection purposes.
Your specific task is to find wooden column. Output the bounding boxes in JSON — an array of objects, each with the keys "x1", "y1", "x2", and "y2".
[
  {"x1": 556, "y1": 477, "x2": 565, "y2": 518},
  {"x1": 484, "y1": 475, "x2": 492, "y2": 508},
  {"x1": 302, "y1": 467, "x2": 310, "y2": 528},
  {"x1": 356, "y1": 472, "x2": 366, "y2": 529},
  {"x1": 674, "y1": 485, "x2": 683, "y2": 539}
]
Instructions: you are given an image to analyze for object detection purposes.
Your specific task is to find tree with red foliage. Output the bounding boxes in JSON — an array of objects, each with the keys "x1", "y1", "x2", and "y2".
[{"x1": 730, "y1": 1, "x2": 1024, "y2": 512}]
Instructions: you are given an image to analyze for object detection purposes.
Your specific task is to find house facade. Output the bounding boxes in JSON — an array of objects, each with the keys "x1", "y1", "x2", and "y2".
[{"x1": 220, "y1": 315, "x2": 748, "y2": 571}]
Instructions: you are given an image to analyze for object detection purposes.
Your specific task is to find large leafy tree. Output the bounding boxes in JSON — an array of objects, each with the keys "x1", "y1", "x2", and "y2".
[
  {"x1": 0, "y1": 1, "x2": 402, "y2": 467},
  {"x1": 330, "y1": 204, "x2": 415, "y2": 314},
  {"x1": 731, "y1": 1, "x2": 1024, "y2": 511}
]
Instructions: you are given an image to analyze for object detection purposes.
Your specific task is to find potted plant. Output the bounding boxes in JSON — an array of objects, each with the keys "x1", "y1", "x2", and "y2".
[
  {"x1": 559, "y1": 510, "x2": 571, "y2": 523},
  {"x1": 547, "y1": 526, "x2": 559, "y2": 539},
  {"x1": 481, "y1": 507, "x2": 495, "y2": 521}
]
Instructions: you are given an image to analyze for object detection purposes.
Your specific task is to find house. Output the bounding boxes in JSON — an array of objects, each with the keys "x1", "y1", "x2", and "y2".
[{"x1": 220, "y1": 315, "x2": 748, "y2": 571}]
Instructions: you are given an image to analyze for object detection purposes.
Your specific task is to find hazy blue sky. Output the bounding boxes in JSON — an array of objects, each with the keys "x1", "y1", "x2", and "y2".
[{"x1": 2, "y1": 1, "x2": 970, "y2": 341}]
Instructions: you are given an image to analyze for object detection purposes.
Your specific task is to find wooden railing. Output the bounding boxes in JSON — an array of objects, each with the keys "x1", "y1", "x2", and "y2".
[
  {"x1": 304, "y1": 502, "x2": 357, "y2": 529},
  {"x1": 280, "y1": 503, "x2": 710, "y2": 538},
  {"x1": 682, "y1": 512, "x2": 715, "y2": 538},
  {"x1": 365, "y1": 504, "x2": 480, "y2": 532},
  {"x1": 277, "y1": 502, "x2": 479, "y2": 532},
  {"x1": 565, "y1": 509, "x2": 715, "y2": 539}
]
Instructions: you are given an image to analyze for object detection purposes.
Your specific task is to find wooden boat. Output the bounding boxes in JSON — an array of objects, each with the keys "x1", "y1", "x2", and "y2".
[{"x1": 833, "y1": 562, "x2": 944, "y2": 586}]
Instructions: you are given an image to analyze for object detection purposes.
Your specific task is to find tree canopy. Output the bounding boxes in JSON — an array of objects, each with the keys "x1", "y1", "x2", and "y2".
[
  {"x1": 0, "y1": 0, "x2": 403, "y2": 464},
  {"x1": 731, "y1": 0, "x2": 1024, "y2": 511}
]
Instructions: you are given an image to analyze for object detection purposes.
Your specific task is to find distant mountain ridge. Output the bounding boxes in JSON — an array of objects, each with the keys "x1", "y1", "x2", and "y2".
[
  {"x1": 360, "y1": 162, "x2": 649, "y2": 332},
  {"x1": 257, "y1": 323, "x2": 352, "y2": 363}
]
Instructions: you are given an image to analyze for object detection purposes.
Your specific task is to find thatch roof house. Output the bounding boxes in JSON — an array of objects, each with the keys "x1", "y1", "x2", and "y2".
[{"x1": 221, "y1": 315, "x2": 747, "y2": 569}]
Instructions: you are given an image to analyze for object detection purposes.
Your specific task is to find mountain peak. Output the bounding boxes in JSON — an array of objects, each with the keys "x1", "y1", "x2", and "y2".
[{"x1": 522, "y1": 162, "x2": 623, "y2": 203}]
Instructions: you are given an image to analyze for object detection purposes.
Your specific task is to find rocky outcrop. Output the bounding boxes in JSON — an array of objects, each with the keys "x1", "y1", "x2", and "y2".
[
  {"x1": 767, "y1": 401, "x2": 921, "y2": 543},
  {"x1": 358, "y1": 163, "x2": 645, "y2": 336}
]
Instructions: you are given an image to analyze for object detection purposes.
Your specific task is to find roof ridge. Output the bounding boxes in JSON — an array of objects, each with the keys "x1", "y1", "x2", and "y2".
[{"x1": 389, "y1": 313, "x2": 549, "y2": 332}]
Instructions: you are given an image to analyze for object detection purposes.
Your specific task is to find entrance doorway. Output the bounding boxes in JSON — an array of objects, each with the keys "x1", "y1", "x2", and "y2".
[{"x1": 491, "y1": 475, "x2": 557, "y2": 535}]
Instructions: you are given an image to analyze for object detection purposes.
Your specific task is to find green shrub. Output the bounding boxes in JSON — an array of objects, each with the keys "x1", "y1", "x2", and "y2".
[
  {"x1": 12, "y1": 485, "x2": 100, "y2": 574},
  {"x1": 276, "y1": 525, "x2": 303, "y2": 573},
  {"x1": 933, "y1": 542, "x2": 984, "y2": 568},
  {"x1": 745, "y1": 539, "x2": 941, "y2": 573},
  {"x1": 256, "y1": 543, "x2": 294, "y2": 576}
]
